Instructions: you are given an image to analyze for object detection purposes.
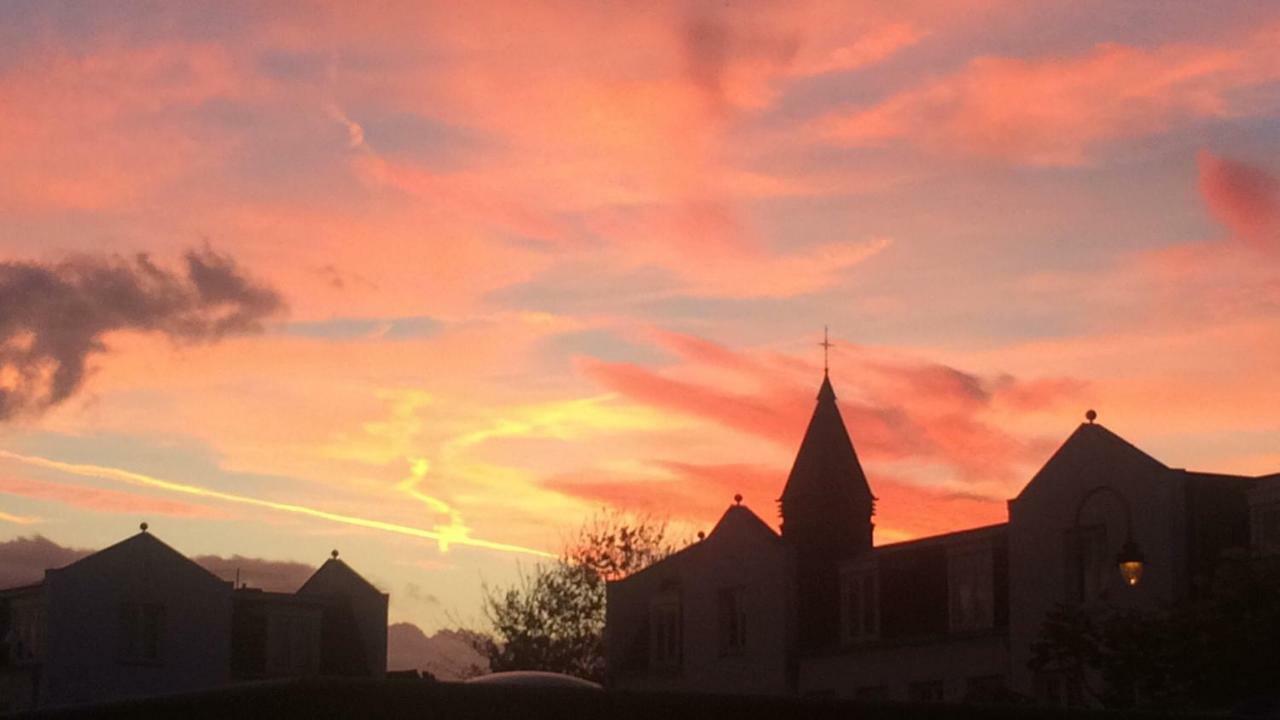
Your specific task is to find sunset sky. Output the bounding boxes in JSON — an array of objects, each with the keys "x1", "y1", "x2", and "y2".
[{"x1": 1, "y1": 1, "x2": 1278, "y2": 634}]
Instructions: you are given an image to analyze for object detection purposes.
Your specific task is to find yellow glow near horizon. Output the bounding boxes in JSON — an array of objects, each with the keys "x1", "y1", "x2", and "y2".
[
  {"x1": 0, "y1": 509, "x2": 41, "y2": 525},
  {"x1": 0, "y1": 450, "x2": 554, "y2": 558}
]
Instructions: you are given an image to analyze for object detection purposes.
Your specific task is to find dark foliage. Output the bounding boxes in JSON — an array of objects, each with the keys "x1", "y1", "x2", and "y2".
[
  {"x1": 478, "y1": 512, "x2": 677, "y2": 682},
  {"x1": 1030, "y1": 553, "x2": 1280, "y2": 710}
]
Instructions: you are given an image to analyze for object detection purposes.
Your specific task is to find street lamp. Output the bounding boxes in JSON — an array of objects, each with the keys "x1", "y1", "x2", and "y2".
[{"x1": 1116, "y1": 538, "x2": 1145, "y2": 587}]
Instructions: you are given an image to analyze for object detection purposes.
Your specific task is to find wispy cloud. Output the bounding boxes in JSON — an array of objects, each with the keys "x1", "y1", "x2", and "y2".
[
  {"x1": 0, "y1": 450, "x2": 552, "y2": 558},
  {"x1": 819, "y1": 24, "x2": 1280, "y2": 165}
]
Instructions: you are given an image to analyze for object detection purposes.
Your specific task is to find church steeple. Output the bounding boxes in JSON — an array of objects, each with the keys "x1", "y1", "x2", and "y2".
[
  {"x1": 780, "y1": 368, "x2": 876, "y2": 653},
  {"x1": 779, "y1": 372, "x2": 876, "y2": 535}
]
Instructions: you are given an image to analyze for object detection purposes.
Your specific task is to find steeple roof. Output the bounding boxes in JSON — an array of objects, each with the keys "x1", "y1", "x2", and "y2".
[{"x1": 779, "y1": 373, "x2": 874, "y2": 509}]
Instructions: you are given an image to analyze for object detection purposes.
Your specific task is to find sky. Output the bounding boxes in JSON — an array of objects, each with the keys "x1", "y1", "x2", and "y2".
[{"x1": 1, "y1": 1, "x2": 1278, "y2": 634}]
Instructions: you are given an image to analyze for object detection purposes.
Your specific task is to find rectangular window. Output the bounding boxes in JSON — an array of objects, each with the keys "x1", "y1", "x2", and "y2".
[
  {"x1": 908, "y1": 679, "x2": 945, "y2": 702},
  {"x1": 266, "y1": 612, "x2": 320, "y2": 675},
  {"x1": 9, "y1": 601, "x2": 45, "y2": 663},
  {"x1": 840, "y1": 565, "x2": 878, "y2": 643},
  {"x1": 119, "y1": 603, "x2": 165, "y2": 663},
  {"x1": 855, "y1": 685, "x2": 889, "y2": 701},
  {"x1": 1065, "y1": 524, "x2": 1108, "y2": 603},
  {"x1": 649, "y1": 597, "x2": 681, "y2": 669},
  {"x1": 948, "y1": 545, "x2": 994, "y2": 632},
  {"x1": 716, "y1": 587, "x2": 747, "y2": 656},
  {"x1": 1253, "y1": 501, "x2": 1280, "y2": 555},
  {"x1": 965, "y1": 674, "x2": 1007, "y2": 702}
]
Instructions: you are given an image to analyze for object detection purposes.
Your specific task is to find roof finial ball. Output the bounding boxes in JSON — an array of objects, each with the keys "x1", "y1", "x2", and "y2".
[
  {"x1": 331, "y1": 549, "x2": 339, "y2": 560},
  {"x1": 734, "y1": 493, "x2": 743, "y2": 505},
  {"x1": 1086, "y1": 409, "x2": 1098, "y2": 424},
  {"x1": 139, "y1": 522, "x2": 149, "y2": 533}
]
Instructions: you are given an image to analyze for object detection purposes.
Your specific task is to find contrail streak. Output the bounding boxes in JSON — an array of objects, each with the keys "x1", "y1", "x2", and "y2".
[{"x1": 0, "y1": 450, "x2": 553, "y2": 559}]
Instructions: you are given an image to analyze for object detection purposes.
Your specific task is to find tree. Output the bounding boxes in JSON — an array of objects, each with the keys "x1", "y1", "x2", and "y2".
[
  {"x1": 478, "y1": 511, "x2": 678, "y2": 682},
  {"x1": 1030, "y1": 553, "x2": 1280, "y2": 711}
]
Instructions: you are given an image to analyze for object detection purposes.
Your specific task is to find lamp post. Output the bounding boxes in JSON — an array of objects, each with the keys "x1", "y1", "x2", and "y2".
[{"x1": 1072, "y1": 485, "x2": 1146, "y2": 590}]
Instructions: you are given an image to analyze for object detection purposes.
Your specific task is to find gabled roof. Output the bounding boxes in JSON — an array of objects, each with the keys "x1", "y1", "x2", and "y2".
[
  {"x1": 298, "y1": 557, "x2": 386, "y2": 598},
  {"x1": 708, "y1": 503, "x2": 783, "y2": 545},
  {"x1": 779, "y1": 374, "x2": 874, "y2": 509},
  {"x1": 49, "y1": 531, "x2": 228, "y2": 585},
  {"x1": 1013, "y1": 421, "x2": 1168, "y2": 502},
  {"x1": 610, "y1": 502, "x2": 781, "y2": 586}
]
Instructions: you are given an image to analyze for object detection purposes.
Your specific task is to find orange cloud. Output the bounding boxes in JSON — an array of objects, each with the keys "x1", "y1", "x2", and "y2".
[
  {"x1": 0, "y1": 42, "x2": 245, "y2": 211},
  {"x1": 821, "y1": 25, "x2": 1280, "y2": 165},
  {"x1": 545, "y1": 459, "x2": 1009, "y2": 543}
]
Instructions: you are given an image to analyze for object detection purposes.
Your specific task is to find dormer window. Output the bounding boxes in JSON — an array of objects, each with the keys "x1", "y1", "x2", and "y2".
[
  {"x1": 948, "y1": 544, "x2": 994, "y2": 632},
  {"x1": 1253, "y1": 501, "x2": 1280, "y2": 555}
]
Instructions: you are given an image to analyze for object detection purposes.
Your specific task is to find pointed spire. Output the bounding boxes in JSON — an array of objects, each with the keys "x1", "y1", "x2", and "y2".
[
  {"x1": 779, "y1": 372, "x2": 873, "y2": 511},
  {"x1": 817, "y1": 373, "x2": 836, "y2": 402}
]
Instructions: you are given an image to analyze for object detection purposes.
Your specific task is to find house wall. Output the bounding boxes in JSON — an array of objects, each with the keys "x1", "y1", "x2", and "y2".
[
  {"x1": 797, "y1": 528, "x2": 1010, "y2": 700},
  {"x1": 298, "y1": 563, "x2": 388, "y2": 677},
  {"x1": 1006, "y1": 428, "x2": 1189, "y2": 698},
  {"x1": 799, "y1": 634, "x2": 1009, "y2": 701},
  {"x1": 607, "y1": 521, "x2": 793, "y2": 695},
  {"x1": 40, "y1": 539, "x2": 233, "y2": 706}
]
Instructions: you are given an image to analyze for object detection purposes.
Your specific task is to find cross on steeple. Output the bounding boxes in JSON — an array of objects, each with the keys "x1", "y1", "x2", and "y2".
[{"x1": 819, "y1": 326, "x2": 833, "y2": 376}]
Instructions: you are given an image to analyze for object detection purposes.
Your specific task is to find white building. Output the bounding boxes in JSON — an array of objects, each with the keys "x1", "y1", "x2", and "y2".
[{"x1": 0, "y1": 529, "x2": 388, "y2": 711}]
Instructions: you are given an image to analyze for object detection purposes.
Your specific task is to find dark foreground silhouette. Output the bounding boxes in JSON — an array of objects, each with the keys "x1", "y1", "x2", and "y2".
[{"x1": 6, "y1": 678, "x2": 1227, "y2": 720}]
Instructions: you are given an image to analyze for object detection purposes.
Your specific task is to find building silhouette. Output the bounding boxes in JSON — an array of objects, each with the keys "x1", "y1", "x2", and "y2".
[
  {"x1": 0, "y1": 529, "x2": 387, "y2": 711},
  {"x1": 605, "y1": 372, "x2": 1278, "y2": 703}
]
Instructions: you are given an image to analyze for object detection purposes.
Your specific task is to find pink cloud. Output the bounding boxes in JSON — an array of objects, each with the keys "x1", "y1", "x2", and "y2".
[
  {"x1": 580, "y1": 331, "x2": 1082, "y2": 486},
  {"x1": 1198, "y1": 151, "x2": 1280, "y2": 248},
  {"x1": 0, "y1": 475, "x2": 223, "y2": 519},
  {"x1": 820, "y1": 25, "x2": 1280, "y2": 165}
]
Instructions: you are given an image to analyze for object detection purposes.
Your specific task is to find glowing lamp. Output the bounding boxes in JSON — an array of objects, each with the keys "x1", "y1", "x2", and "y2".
[{"x1": 1116, "y1": 539, "x2": 1145, "y2": 587}]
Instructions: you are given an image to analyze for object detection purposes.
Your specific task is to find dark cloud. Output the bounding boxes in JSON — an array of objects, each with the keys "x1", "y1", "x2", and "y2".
[
  {"x1": 0, "y1": 534, "x2": 316, "y2": 593},
  {"x1": 0, "y1": 535, "x2": 91, "y2": 587},
  {"x1": 681, "y1": 12, "x2": 798, "y2": 113},
  {"x1": 387, "y1": 623, "x2": 488, "y2": 680},
  {"x1": 0, "y1": 246, "x2": 283, "y2": 420}
]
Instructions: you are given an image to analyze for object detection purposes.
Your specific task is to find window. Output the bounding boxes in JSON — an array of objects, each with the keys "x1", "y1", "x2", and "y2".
[
  {"x1": 119, "y1": 603, "x2": 165, "y2": 663},
  {"x1": 1253, "y1": 501, "x2": 1280, "y2": 555},
  {"x1": 948, "y1": 545, "x2": 994, "y2": 632},
  {"x1": 1065, "y1": 524, "x2": 1108, "y2": 603},
  {"x1": 649, "y1": 597, "x2": 681, "y2": 669},
  {"x1": 964, "y1": 675, "x2": 1008, "y2": 702},
  {"x1": 717, "y1": 587, "x2": 747, "y2": 656},
  {"x1": 855, "y1": 685, "x2": 889, "y2": 701},
  {"x1": 840, "y1": 565, "x2": 878, "y2": 643},
  {"x1": 8, "y1": 600, "x2": 45, "y2": 663},
  {"x1": 266, "y1": 612, "x2": 320, "y2": 675},
  {"x1": 908, "y1": 679, "x2": 945, "y2": 702}
]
